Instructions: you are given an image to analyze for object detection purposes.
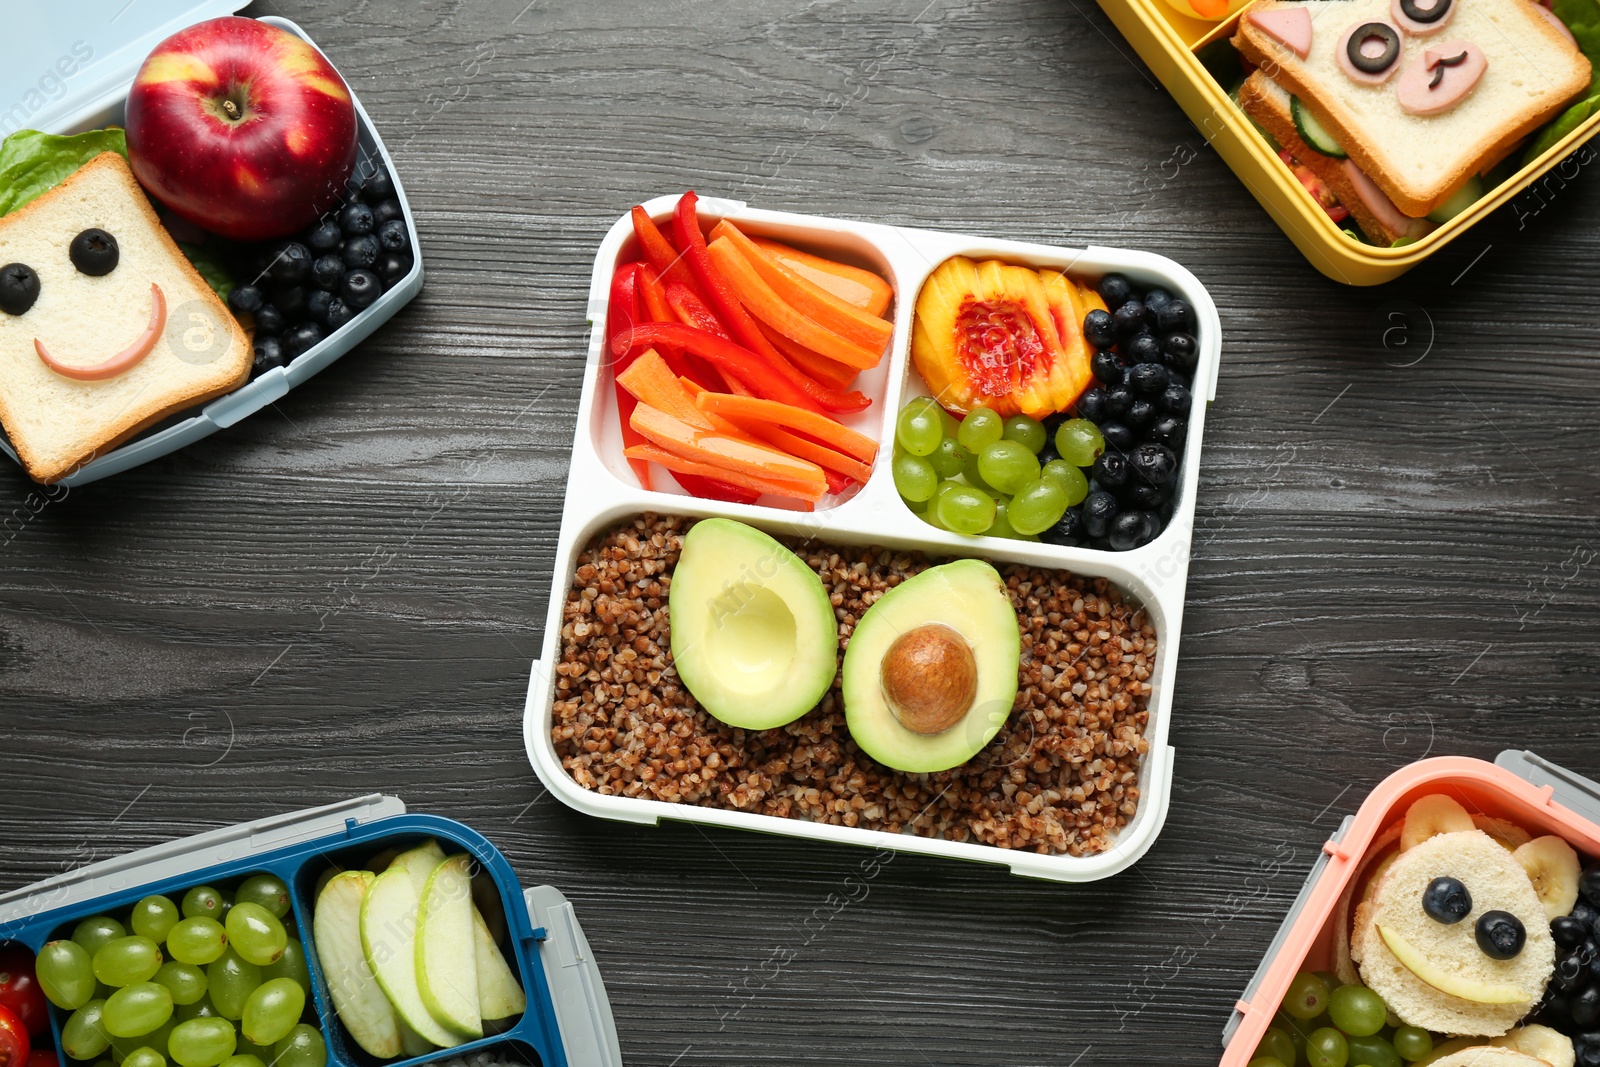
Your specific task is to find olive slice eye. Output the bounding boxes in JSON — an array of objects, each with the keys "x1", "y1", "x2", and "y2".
[
  {"x1": 70, "y1": 228, "x2": 119, "y2": 276},
  {"x1": 0, "y1": 262, "x2": 39, "y2": 316},
  {"x1": 1348, "y1": 22, "x2": 1404, "y2": 74}
]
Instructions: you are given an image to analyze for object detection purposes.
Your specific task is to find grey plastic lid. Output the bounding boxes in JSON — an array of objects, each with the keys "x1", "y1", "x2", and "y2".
[{"x1": 527, "y1": 886, "x2": 623, "y2": 1067}]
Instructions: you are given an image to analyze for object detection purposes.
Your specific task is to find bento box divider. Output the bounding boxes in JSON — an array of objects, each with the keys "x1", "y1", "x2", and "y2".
[
  {"x1": 1496, "y1": 750, "x2": 1600, "y2": 829},
  {"x1": 525, "y1": 887, "x2": 623, "y2": 1067},
  {"x1": 1221, "y1": 814, "x2": 1355, "y2": 1048}
]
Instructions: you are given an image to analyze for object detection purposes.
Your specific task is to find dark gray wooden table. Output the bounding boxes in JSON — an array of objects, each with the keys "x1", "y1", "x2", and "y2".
[{"x1": 3, "y1": 1, "x2": 1598, "y2": 1063}]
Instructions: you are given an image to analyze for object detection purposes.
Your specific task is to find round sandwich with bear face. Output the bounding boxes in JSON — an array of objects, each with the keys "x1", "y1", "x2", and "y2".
[{"x1": 1353, "y1": 828, "x2": 1556, "y2": 1036}]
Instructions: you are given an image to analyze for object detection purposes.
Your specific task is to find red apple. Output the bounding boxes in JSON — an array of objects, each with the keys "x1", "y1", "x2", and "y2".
[{"x1": 126, "y1": 17, "x2": 358, "y2": 242}]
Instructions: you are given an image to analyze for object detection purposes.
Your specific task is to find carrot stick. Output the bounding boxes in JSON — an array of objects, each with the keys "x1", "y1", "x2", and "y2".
[
  {"x1": 694, "y1": 392, "x2": 878, "y2": 463},
  {"x1": 616, "y1": 350, "x2": 714, "y2": 429},
  {"x1": 629, "y1": 405, "x2": 826, "y2": 499},
  {"x1": 672, "y1": 191, "x2": 789, "y2": 364},
  {"x1": 614, "y1": 322, "x2": 869, "y2": 414},
  {"x1": 756, "y1": 322, "x2": 858, "y2": 390},
  {"x1": 638, "y1": 265, "x2": 724, "y2": 389},
  {"x1": 631, "y1": 206, "x2": 689, "y2": 284},
  {"x1": 706, "y1": 237, "x2": 881, "y2": 370},
  {"x1": 625, "y1": 443, "x2": 819, "y2": 504},
  {"x1": 741, "y1": 232, "x2": 893, "y2": 317},
  {"x1": 744, "y1": 423, "x2": 874, "y2": 484}
]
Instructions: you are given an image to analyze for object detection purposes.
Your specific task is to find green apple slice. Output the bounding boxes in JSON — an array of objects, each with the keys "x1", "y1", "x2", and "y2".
[
  {"x1": 1376, "y1": 924, "x2": 1531, "y2": 1004},
  {"x1": 391, "y1": 840, "x2": 446, "y2": 897},
  {"x1": 397, "y1": 1019, "x2": 436, "y2": 1058},
  {"x1": 471, "y1": 907, "x2": 525, "y2": 1021},
  {"x1": 360, "y1": 867, "x2": 463, "y2": 1048},
  {"x1": 417, "y1": 854, "x2": 482, "y2": 1038},
  {"x1": 313, "y1": 871, "x2": 403, "y2": 1059}
]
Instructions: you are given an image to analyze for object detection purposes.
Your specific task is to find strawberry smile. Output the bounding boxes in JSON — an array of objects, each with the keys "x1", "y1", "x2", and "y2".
[{"x1": 35, "y1": 282, "x2": 167, "y2": 381}]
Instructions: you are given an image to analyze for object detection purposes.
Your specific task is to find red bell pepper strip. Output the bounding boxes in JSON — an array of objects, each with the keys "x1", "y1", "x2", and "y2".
[
  {"x1": 672, "y1": 192, "x2": 790, "y2": 364},
  {"x1": 822, "y1": 469, "x2": 855, "y2": 496},
  {"x1": 631, "y1": 206, "x2": 690, "y2": 284},
  {"x1": 671, "y1": 472, "x2": 760, "y2": 504},
  {"x1": 665, "y1": 280, "x2": 729, "y2": 339},
  {"x1": 607, "y1": 263, "x2": 652, "y2": 490},
  {"x1": 639, "y1": 265, "x2": 726, "y2": 391}
]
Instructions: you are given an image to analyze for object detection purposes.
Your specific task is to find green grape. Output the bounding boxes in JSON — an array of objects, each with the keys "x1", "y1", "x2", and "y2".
[
  {"x1": 955, "y1": 406, "x2": 1003, "y2": 452},
  {"x1": 957, "y1": 444, "x2": 998, "y2": 493},
  {"x1": 1306, "y1": 1027, "x2": 1348, "y2": 1067},
  {"x1": 259, "y1": 942, "x2": 307, "y2": 992},
  {"x1": 234, "y1": 1041, "x2": 273, "y2": 1064},
  {"x1": 113, "y1": 1021, "x2": 174, "y2": 1065},
  {"x1": 168, "y1": 1018, "x2": 236, "y2": 1067},
  {"x1": 172, "y1": 1001, "x2": 219, "y2": 1025},
  {"x1": 1001, "y1": 414, "x2": 1047, "y2": 453},
  {"x1": 1007, "y1": 479, "x2": 1068, "y2": 535},
  {"x1": 1391, "y1": 1027, "x2": 1431, "y2": 1062},
  {"x1": 94, "y1": 938, "x2": 164, "y2": 988},
  {"x1": 976, "y1": 441, "x2": 1041, "y2": 496},
  {"x1": 271, "y1": 1025, "x2": 325, "y2": 1067},
  {"x1": 894, "y1": 398, "x2": 943, "y2": 457},
  {"x1": 152, "y1": 964, "x2": 207, "y2": 1008},
  {"x1": 1247, "y1": 1059, "x2": 1288, "y2": 1067},
  {"x1": 1345, "y1": 1034, "x2": 1400, "y2": 1067},
  {"x1": 1283, "y1": 972, "x2": 1331, "y2": 1020},
  {"x1": 205, "y1": 953, "x2": 260, "y2": 1022},
  {"x1": 63, "y1": 1000, "x2": 112, "y2": 1061},
  {"x1": 939, "y1": 408, "x2": 960, "y2": 437},
  {"x1": 1255, "y1": 1027, "x2": 1296, "y2": 1066},
  {"x1": 74, "y1": 918, "x2": 128, "y2": 958},
  {"x1": 988, "y1": 499, "x2": 1020, "y2": 540},
  {"x1": 1053, "y1": 418, "x2": 1105, "y2": 467},
  {"x1": 239, "y1": 979, "x2": 303, "y2": 1047},
  {"x1": 936, "y1": 485, "x2": 996, "y2": 536},
  {"x1": 38, "y1": 940, "x2": 98, "y2": 1009},
  {"x1": 231, "y1": 877, "x2": 289, "y2": 921},
  {"x1": 1040, "y1": 459, "x2": 1089, "y2": 506},
  {"x1": 103, "y1": 982, "x2": 174, "y2": 1038},
  {"x1": 166, "y1": 921, "x2": 226, "y2": 967},
  {"x1": 130, "y1": 898, "x2": 180, "y2": 945},
  {"x1": 123, "y1": 1049, "x2": 166, "y2": 1067},
  {"x1": 928, "y1": 437, "x2": 965, "y2": 480},
  {"x1": 892, "y1": 452, "x2": 937, "y2": 503},
  {"x1": 180, "y1": 889, "x2": 226, "y2": 922},
  {"x1": 1327, "y1": 984, "x2": 1386, "y2": 1038},
  {"x1": 219, "y1": 1057, "x2": 263, "y2": 1067},
  {"x1": 1313, "y1": 971, "x2": 1343, "y2": 992},
  {"x1": 222, "y1": 907, "x2": 284, "y2": 968}
]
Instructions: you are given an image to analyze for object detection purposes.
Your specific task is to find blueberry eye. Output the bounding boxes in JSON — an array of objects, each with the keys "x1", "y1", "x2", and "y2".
[
  {"x1": 1476, "y1": 910, "x2": 1526, "y2": 960},
  {"x1": 70, "y1": 228, "x2": 118, "y2": 276},
  {"x1": 1423, "y1": 876, "x2": 1472, "y2": 924},
  {"x1": 0, "y1": 262, "x2": 39, "y2": 315},
  {"x1": 1348, "y1": 22, "x2": 1403, "y2": 74}
]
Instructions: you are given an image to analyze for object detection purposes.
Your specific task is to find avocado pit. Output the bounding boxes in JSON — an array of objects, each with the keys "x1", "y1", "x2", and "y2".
[{"x1": 880, "y1": 623, "x2": 978, "y2": 735}]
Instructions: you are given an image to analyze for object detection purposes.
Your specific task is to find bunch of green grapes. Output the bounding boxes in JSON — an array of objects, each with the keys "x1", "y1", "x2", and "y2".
[
  {"x1": 1253, "y1": 970, "x2": 1440, "y2": 1067},
  {"x1": 34, "y1": 874, "x2": 324, "y2": 1067},
  {"x1": 893, "y1": 397, "x2": 1102, "y2": 540}
]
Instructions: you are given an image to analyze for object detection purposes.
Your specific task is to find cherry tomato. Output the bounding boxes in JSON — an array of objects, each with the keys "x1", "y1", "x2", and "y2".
[
  {"x1": 25, "y1": 1050, "x2": 56, "y2": 1067},
  {"x1": 0, "y1": 1004, "x2": 31, "y2": 1067},
  {"x1": 0, "y1": 949, "x2": 47, "y2": 1037}
]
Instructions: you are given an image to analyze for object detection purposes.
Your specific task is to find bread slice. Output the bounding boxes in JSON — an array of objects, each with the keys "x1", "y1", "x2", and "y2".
[
  {"x1": 1427, "y1": 1050, "x2": 1549, "y2": 1067},
  {"x1": 0, "y1": 152, "x2": 250, "y2": 483},
  {"x1": 1235, "y1": 0, "x2": 1591, "y2": 216},
  {"x1": 1238, "y1": 71, "x2": 1436, "y2": 245},
  {"x1": 1351, "y1": 829, "x2": 1555, "y2": 1036}
]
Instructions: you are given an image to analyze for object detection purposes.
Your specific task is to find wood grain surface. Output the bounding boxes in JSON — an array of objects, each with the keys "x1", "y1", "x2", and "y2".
[{"x1": 2, "y1": 0, "x2": 1599, "y2": 1063}]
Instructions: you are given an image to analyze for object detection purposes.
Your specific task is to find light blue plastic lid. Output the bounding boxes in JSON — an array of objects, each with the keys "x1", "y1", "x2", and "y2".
[{"x1": 0, "y1": 0, "x2": 247, "y2": 137}]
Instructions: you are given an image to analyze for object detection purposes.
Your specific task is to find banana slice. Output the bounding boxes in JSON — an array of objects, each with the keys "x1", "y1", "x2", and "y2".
[
  {"x1": 1401, "y1": 794, "x2": 1475, "y2": 851},
  {"x1": 1376, "y1": 924, "x2": 1531, "y2": 1004},
  {"x1": 1491, "y1": 1023, "x2": 1576, "y2": 1067},
  {"x1": 1474, "y1": 814, "x2": 1534, "y2": 851},
  {"x1": 1513, "y1": 836, "x2": 1581, "y2": 921}
]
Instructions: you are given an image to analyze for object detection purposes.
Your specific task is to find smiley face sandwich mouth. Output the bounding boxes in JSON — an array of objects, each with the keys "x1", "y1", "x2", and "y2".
[{"x1": 33, "y1": 282, "x2": 168, "y2": 382}]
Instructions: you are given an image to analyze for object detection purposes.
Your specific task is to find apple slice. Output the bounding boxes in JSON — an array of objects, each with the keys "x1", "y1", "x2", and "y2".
[
  {"x1": 417, "y1": 854, "x2": 482, "y2": 1039},
  {"x1": 313, "y1": 871, "x2": 403, "y2": 1059},
  {"x1": 472, "y1": 907, "x2": 525, "y2": 1021},
  {"x1": 391, "y1": 840, "x2": 446, "y2": 896},
  {"x1": 1376, "y1": 925, "x2": 1531, "y2": 1004},
  {"x1": 397, "y1": 1020, "x2": 435, "y2": 1059},
  {"x1": 360, "y1": 867, "x2": 463, "y2": 1048}
]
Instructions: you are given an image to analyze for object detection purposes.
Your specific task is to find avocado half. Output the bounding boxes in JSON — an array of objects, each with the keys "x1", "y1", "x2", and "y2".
[
  {"x1": 842, "y1": 559, "x2": 1021, "y2": 774},
  {"x1": 668, "y1": 518, "x2": 837, "y2": 730}
]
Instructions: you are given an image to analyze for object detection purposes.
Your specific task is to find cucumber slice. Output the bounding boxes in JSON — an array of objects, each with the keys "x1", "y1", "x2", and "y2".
[
  {"x1": 1427, "y1": 175, "x2": 1484, "y2": 223},
  {"x1": 1231, "y1": 81, "x2": 1282, "y2": 154},
  {"x1": 1292, "y1": 97, "x2": 1347, "y2": 158}
]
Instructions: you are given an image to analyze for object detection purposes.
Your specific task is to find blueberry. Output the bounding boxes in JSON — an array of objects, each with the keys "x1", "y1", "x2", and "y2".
[
  {"x1": 252, "y1": 335, "x2": 286, "y2": 372},
  {"x1": 1559, "y1": 954, "x2": 1588, "y2": 989},
  {"x1": 341, "y1": 269, "x2": 381, "y2": 310},
  {"x1": 307, "y1": 219, "x2": 343, "y2": 253},
  {"x1": 1105, "y1": 385, "x2": 1134, "y2": 419},
  {"x1": 1113, "y1": 299, "x2": 1146, "y2": 336},
  {"x1": 254, "y1": 304, "x2": 286, "y2": 336},
  {"x1": 1100, "y1": 421, "x2": 1134, "y2": 451},
  {"x1": 1167, "y1": 370, "x2": 1190, "y2": 392},
  {"x1": 1581, "y1": 1037, "x2": 1600, "y2": 1067},
  {"x1": 362, "y1": 168, "x2": 395, "y2": 202},
  {"x1": 372, "y1": 198, "x2": 404, "y2": 226},
  {"x1": 1108, "y1": 509, "x2": 1159, "y2": 550},
  {"x1": 311, "y1": 254, "x2": 344, "y2": 291},
  {"x1": 1124, "y1": 481, "x2": 1170, "y2": 510},
  {"x1": 270, "y1": 242, "x2": 312, "y2": 285},
  {"x1": 1161, "y1": 383, "x2": 1192, "y2": 414},
  {"x1": 1572, "y1": 901, "x2": 1599, "y2": 928},
  {"x1": 1557, "y1": 917, "x2": 1591, "y2": 950},
  {"x1": 307, "y1": 289, "x2": 334, "y2": 326},
  {"x1": 273, "y1": 284, "x2": 307, "y2": 319},
  {"x1": 377, "y1": 252, "x2": 413, "y2": 286},
  {"x1": 1145, "y1": 415, "x2": 1186, "y2": 449},
  {"x1": 1130, "y1": 443, "x2": 1178, "y2": 487},
  {"x1": 1156, "y1": 298, "x2": 1192, "y2": 334},
  {"x1": 1092, "y1": 452, "x2": 1130, "y2": 493},
  {"x1": 69, "y1": 228, "x2": 119, "y2": 276},
  {"x1": 1097, "y1": 273, "x2": 1133, "y2": 308},
  {"x1": 1142, "y1": 287, "x2": 1172, "y2": 314},
  {"x1": 1125, "y1": 332, "x2": 1161, "y2": 364},
  {"x1": 1082, "y1": 491, "x2": 1118, "y2": 539},
  {"x1": 1126, "y1": 399, "x2": 1156, "y2": 428},
  {"x1": 227, "y1": 284, "x2": 264, "y2": 315},
  {"x1": 1422, "y1": 876, "x2": 1473, "y2": 924},
  {"x1": 1091, "y1": 349, "x2": 1123, "y2": 385},
  {"x1": 1577, "y1": 987, "x2": 1600, "y2": 1029},
  {"x1": 282, "y1": 321, "x2": 324, "y2": 358},
  {"x1": 1129, "y1": 362, "x2": 1170, "y2": 395},
  {"x1": 1036, "y1": 439, "x2": 1060, "y2": 466},
  {"x1": 1040, "y1": 506, "x2": 1087, "y2": 547},
  {"x1": 1073, "y1": 387, "x2": 1108, "y2": 424},
  {"x1": 1084, "y1": 309, "x2": 1118, "y2": 350},
  {"x1": 340, "y1": 201, "x2": 375, "y2": 236},
  {"x1": 325, "y1": 297, "x2": 355, "y2": 331},
  {"x1": 1476, "y1": 911, "x2": 1526, "y2": 960},
  {"x1": 0, "y1": 262, "x2": 39, "y2": 316},
  {"x1": 376, "y1": 219, "x2": 409, "y2": 253},
  {"x1": 1582, "y1": 864, "x2": 1600, "y2": 908},
  {"x1": 342, "y1": 234, "x2": 380, "y2": 270},
  {"x1": 1162, "y1": 331, "x2": 1198, "y2": 372}
]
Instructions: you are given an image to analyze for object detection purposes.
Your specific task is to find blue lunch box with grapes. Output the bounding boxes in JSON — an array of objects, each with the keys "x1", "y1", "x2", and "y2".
[
  {"x1": 0, "y1": 795, "x2": 621, "y2": 1067},
  {"x1": 0, "y1": 1, "x2": 423, "y2": 487}
]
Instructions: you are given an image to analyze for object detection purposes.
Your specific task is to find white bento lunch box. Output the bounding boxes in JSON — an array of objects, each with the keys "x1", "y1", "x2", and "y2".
[
  {"x1": 0, "y1": 1, "x2": 423, "y2": 486},
  {"x1": 522, "y1": 194, "x2": 1222, "y2": 883}
]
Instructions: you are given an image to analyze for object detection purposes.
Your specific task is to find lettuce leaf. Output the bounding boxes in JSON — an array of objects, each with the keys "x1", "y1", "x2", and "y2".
[
  {"x1": 0, "y1": 128, "x2": 127, "y2": 216},
  {"x1": 177, "y1": 241, "x2": 234, "y2": 300},
  {"x1": 1525, "y1": 0, "x2": 1600, "y2": 165}
]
